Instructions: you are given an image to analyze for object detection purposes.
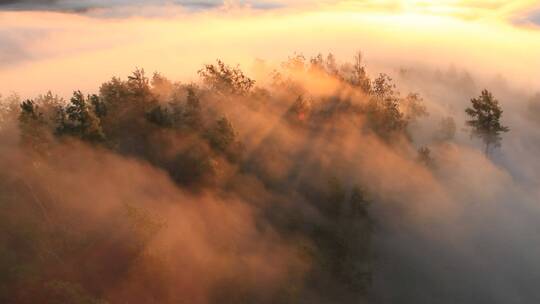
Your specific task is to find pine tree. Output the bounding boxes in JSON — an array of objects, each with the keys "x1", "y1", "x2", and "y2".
[
  {"x1": 57, "y1": 91, "x2": 105, "y2": 143},
  {"x1": 465, "y1": 90, "x2": 509, "y2": 155}
]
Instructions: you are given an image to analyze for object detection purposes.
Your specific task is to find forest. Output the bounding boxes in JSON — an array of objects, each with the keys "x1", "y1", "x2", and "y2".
[{"x1": 0, "y1": 52, "x2": 517, "y2": 304}]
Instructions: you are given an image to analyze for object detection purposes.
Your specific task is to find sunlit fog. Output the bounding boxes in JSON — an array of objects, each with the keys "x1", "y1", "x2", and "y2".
[{"x1": 1, "y1": 1, "x2": 539, "y2": 303}]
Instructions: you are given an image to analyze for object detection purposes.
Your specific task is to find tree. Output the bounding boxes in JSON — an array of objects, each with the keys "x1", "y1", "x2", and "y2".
[
  {"x1": 57, "y1": 91, "x2": 105, "y2": 143},
  {"x1": 183, "y1": 87, "x2": 202, "y2": 131},
  {"x1": 127, "y1": 68, "x2": 152, "y2": 99},
  {"x1": 19, "y1": 99, "x2": 51, "y2": 151},
  {"x1": 401, "y1": 93, "x2": 428, "y2": 124},
  {"x1": 372, "y1": 73, "x2": 397, "y2": 101},
  {"x1": 146, "y1": 105, "x2": 172, "y2": 128},
  {"x1": 151, "y1": 72, "x2": 175, "y2": 102},
  {"x1": 308, "y1": 53, "x2": 338, "y2": 76},
  {"x1": 98, "y1": 70, "x2": 158, "y2": 152},
  {"x1": 365, "y1": 74, "x2": 406, "y2": 139},
  {"x1": 465, "y1": 90, "x2": 509, "y2": 155},
  {"x1": 283, "y1": 53, "x2": 306, "y2": 71},
  {"x1": 436, "y1": 116, "x2": 456, "y2": 142},
  {"x1": 198, "y1": 60, "x2": 255, "y2": 96},
  {"x1": 205, "y1": 116, "x2": 242, "y2": 161},
  {"x1": 166, "y1": 86, "x2": 203, "y2": 131},
  {"x1": 99, "y1": 76, "x2": 130, "y2": 107},
  {"x1": 287, "y1": 95, "x2": 310, "y2": 124},
  {"x1": 89, "y1": 94, "x2": 107, "y2": 118},
  {"x1": 206, "y1": 117, "x2": 236, "y2": 153},
  {"x1": 349, "y1": 51, "x2": 371, "y2": 93},
  {"x1": 35, "y1": 91, "x2": 64, "y2": 127},
  {"x1": 309, "y1": 53, "x2": 325, "y2": 71},
  {"x1": 100, "y1": 69, "x2": 156, "y2": 114},
  {"x1": 325, "y1": 53, "x2": 338, "y2": 75}
]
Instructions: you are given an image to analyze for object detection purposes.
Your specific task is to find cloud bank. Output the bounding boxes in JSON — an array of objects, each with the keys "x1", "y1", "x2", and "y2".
[{"x1": 1, "y1": 1, "x2": 539, "y2": 98}]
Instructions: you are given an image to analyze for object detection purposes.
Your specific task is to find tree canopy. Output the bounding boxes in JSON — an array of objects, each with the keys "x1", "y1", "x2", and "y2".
[{"x1": 3, "y1": 52, "x2": 509, "y2": 304}]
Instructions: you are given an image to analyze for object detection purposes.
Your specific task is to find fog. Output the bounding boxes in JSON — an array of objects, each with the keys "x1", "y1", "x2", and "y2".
[{"x1": 1, "y1": 1, "x2": 540, "y2": 303}]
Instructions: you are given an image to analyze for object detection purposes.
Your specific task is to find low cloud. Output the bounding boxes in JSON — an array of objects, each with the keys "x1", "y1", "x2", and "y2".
[{"x1": 0, "y1": 0, "x2": 283, "y2": 12}]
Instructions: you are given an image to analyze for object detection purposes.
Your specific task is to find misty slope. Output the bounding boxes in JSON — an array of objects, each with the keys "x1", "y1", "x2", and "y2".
[{"x1": 1, "y1": 53, "x2": 539, "y2": 304}]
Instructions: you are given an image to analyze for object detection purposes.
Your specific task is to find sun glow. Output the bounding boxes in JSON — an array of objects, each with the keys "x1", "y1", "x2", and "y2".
[
  {"x1": 0, "y1": 0, "x2": 539, "y2": 97},
  {"x1": 333, "y1": 0, "x2": 540, "y2": 21}
]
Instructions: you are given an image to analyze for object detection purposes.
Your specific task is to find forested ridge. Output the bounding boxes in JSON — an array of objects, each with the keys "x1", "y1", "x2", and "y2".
[{"x1": 0, "y1": 53, "x2": 509, "y2": 304}]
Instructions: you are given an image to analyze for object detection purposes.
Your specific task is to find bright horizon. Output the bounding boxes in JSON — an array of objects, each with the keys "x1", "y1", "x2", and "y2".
[{"x1": 1, "y1": 0, "x2": 539, "y2": 98}]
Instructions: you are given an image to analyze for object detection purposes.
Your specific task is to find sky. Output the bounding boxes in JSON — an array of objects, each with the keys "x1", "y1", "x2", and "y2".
[{"x1": 0, "y1": 0, "x2": 539, "y2": 97}]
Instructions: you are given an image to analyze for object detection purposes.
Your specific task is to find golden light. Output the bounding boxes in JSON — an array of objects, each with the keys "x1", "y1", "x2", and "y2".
[{"x1": 0, "y1": 0, "x2": 539, "y2": 97}]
